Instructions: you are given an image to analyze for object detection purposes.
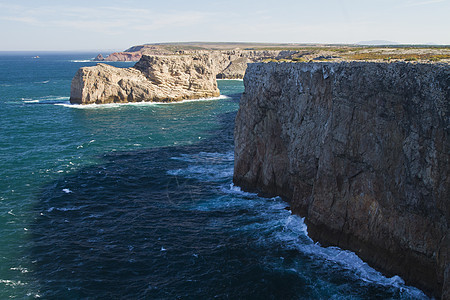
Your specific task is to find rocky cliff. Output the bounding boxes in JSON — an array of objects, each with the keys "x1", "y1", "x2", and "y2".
[
  {"x1": 208, "y1": 50, "x2": 296, "y2": 79},
  {"x1": 234, "y1": 62, "x2": 449, "y2": 298},
  {"x1": 70, "y1": 54, "x2": 219, "y2": 104},
  {"x1": 95, "y1": 48, "x2": 297, "y2": 79}
]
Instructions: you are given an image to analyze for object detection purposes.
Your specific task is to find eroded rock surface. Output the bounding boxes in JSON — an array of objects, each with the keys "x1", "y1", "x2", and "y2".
[
  {"x1": 95, "y1": 48, "x2": 297, "y2": 79},
  {"x1": 70, "y1": 54, "x2": 219, "y2": 104},
  {"x1": 234, "y1": 61, "x2": 449, "y2": 298}
]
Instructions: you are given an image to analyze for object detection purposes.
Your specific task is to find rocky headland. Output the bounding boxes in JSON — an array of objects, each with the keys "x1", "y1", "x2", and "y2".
[
  {"x1": 96, "y1": 46, "x2": 298, "y2": 79},
  {"x1": 233, "y1": 61, "x2": 449, "y2": 298},
  {"x1": 71, "y1": 47, "x2": 297, "y2": 104},
  {"x1": 70, "y1": 54, "x2": 219, "y2": 104}
]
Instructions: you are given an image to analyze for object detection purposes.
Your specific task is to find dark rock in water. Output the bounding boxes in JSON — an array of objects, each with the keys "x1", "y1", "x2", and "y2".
[
  {"x1": 234, "y1": 61, "x2": 449, "y2": 299},
  {"x1": 94, "y1": 54, "x2": 104, "y2": 61}
]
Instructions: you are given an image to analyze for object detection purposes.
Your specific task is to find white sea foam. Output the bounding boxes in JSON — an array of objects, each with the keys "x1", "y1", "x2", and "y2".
[
  {"x1": 69, "y1": 60, "x2": 133, "y2": 63},
  {"x1": 171, "y1": 151, "x2": 234, "y2": 163},
  {"x1": 168, "y1": 151, "x2": 235, "y2": 182},
  {"x1": 167, "y1": 150, "x2": 429, "y2": 298},
  {"x1": 168, "y1": 165, "x2": 233, "y2": 181},
  {"x1": 219, "y1": 183, "x2": 257, "y2": 197},
  {"x1": 0, "y1": 280, "x2": 25, "y2": 287},
  {"x1": 23, "y1": 96, "x2": 69, "y2": 104},
  {"x1": 247, "y1": 198, "x2": 428, "y2": 299},
  {"x1": 56, "y1": 95, "x2": 230, "y2": 109},
  {"x1": 232, "y1": 197, "x2": 429, "y2": 298},
  {"x1": 47, "y1": 206, "x2": 84, "y2": 212},
  {"x1": 10, "y1": 267, "x2": 29, "y2": 273},
  {"x1": 70, "y1": 60, "x2": 94, "y2": 63}
]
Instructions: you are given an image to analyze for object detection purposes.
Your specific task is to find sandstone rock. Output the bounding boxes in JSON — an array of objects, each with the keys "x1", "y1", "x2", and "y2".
[
  {"x1": 70, "y1": 54, "x2": 220, "y2": 104},
  {"x1": 208, "y1": 50, "x2": 297, "y2": 79},
  {"x1": 97, "y1": 48, "x2": 298, "y2": 78},
  {"x1": 234, "y1": 61, "x2": 449, "y2": 298},
  {"x1": 71, "y1": 49, "x2": 294, "y2": 105},
  {"x1": 216, "y1": 57, "x2": 249, "y2": 79}
]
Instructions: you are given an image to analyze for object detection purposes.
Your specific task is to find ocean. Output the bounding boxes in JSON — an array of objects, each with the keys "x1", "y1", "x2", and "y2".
[{"x1": 0, "y1": 52, "x2": 429, "y2": 299}]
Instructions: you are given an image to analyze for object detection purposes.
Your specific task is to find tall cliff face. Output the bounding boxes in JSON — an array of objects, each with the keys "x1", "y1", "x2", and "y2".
[
  {"x1": 70, "y1": 54, "x2": 219, "y2": 104},
  {"x1": 234, "y1": 62, "x2": 449, "y2": 298}
]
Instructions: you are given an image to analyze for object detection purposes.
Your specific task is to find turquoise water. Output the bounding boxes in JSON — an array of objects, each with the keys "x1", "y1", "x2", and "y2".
[{"x1": 0, "y1": 53, "x2": 428, "y2": 299}]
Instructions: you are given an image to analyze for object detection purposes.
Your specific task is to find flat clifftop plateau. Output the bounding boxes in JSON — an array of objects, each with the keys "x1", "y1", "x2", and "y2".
[
  {"x1": 234, "y1": 62, "x2": 449, "y2": 298},
  {"x1": 94, "y1": 44, "x2": 449, "y2": 81},
  {"x1": 95, "y1": 43, "x2": 450, "y2": 64},
  {"x1": 70, "y1": 54, "x2": 219, "y2": 104}
]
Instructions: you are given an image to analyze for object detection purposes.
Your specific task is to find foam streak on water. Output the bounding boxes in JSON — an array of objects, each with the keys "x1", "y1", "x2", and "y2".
[
  {"x1": 57, "y1": 95, "x2": 231, "y2": 109},
  {"x1": 167, "y1": 151, "x2": 429, "y2": 299}
]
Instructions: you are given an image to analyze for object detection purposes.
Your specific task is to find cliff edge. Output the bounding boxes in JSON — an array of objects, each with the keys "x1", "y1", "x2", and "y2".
[
  {"x1": 234, "y1": 62, "x2": 449, "y2": 298},
  {"x1": 70, "y1": 54, "x2": 219, "y2": 104}
]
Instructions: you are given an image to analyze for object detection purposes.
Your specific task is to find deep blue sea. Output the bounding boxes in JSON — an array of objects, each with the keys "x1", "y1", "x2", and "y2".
[{"x1": 0, "y1": 52, "x2": 429, "y2": 299}]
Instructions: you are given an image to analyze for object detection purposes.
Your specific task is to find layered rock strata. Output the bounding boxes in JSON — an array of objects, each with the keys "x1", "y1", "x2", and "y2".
[
  {"x1": 234, "y1": 62, "x2": 449, "y2": 298},
  {"x1": 95, "y1": 49, "x2": 296, "y2": 79},
  {"x1": 70, "y1": 54, "x2": 219, "y2": 104},
  {"x1": 208, "y1": 50, "x2": 296, "y2": 79}
]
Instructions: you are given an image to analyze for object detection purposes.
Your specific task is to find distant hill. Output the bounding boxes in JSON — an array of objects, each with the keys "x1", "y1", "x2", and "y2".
[{"x1": 357, "y1": 40, "x2": 399, "y2": 46}]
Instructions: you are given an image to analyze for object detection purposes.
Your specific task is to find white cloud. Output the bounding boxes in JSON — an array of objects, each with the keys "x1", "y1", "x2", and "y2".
[
  {"x1": 0, "y1": 3, "x2": 211, "y2": 35},
  {"x1": 0, "y1": 1, "x2": 449, "y2": 50}
]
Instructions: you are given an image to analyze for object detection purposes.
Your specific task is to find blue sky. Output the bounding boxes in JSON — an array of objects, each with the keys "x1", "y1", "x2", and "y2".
[{"x1": 0, "y1": 0, "x2": 448, "y2": 51}]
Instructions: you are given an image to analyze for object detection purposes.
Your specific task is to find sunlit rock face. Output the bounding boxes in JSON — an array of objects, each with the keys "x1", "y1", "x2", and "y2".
[{"x1": 70, "y1": 54, "x2": 220, "y2": 104}]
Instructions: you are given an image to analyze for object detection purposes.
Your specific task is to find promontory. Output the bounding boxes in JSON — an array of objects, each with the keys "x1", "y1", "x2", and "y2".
[
  {"x1": 72, "y1": 43, "x2": 450, "y2": 105},
  {"x1": 233, "y1": 61, "x2": 449, "y2": 299},
  {"x1": 70, "y1": 54, "x2": 220, "y2": 104}
]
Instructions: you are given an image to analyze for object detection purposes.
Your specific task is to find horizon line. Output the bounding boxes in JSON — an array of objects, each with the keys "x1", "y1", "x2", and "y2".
[{"x1": 1, "y1": 41, "x2": 449, "y2": 52}]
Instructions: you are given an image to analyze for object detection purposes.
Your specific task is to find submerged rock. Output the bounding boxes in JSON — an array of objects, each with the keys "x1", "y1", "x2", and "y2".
[
  {"x1": 70, "y1": 54, "x2": 220, "y2": 104},
  {"x1": 234, "y1": 61, "x2": 449, "y2": 298}
]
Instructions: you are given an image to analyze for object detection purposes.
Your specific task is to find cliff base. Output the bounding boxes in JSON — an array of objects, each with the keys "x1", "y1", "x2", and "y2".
[{"x1": 234, "y1": 61, "x2": 449, "y2": 298}]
